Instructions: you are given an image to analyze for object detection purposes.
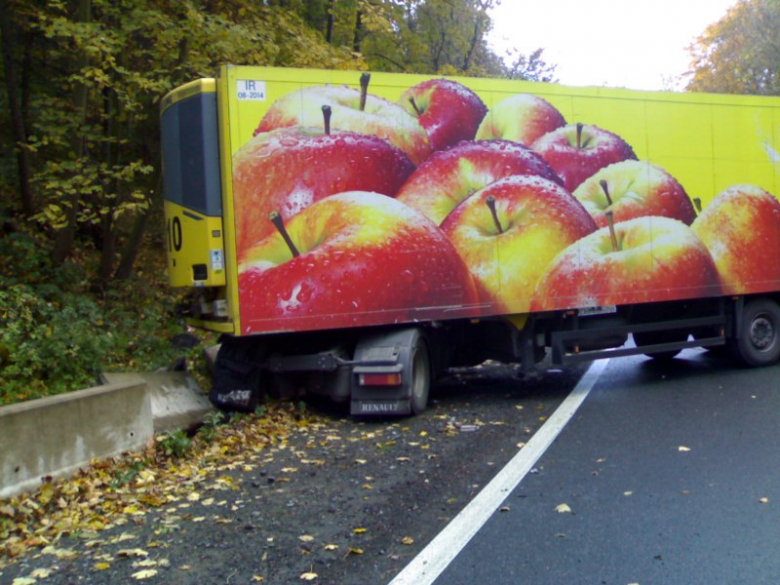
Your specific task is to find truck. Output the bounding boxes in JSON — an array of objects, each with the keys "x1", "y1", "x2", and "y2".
[{"x1": 160, "y1": 65, "x2": 780, "y2": 416}]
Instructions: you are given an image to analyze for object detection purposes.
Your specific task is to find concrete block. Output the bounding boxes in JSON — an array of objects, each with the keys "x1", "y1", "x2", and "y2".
[
  {"x1": 0, "y1": 380, "x2": 152, "y2": 500},
  {"x1": 101, "y1": 372, "x2": 214, "y2": 433}
]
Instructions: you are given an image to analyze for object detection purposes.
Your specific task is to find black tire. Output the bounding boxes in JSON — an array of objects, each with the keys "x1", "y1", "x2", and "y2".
[
  {"x1": 729, "y1": 298, "x2": 780, "y2": 367},
  {"x1": 633, "y1": 330, "x2": 687, "y2": 361},
  {"x1": 409, "y1": 334, "x2": 431, "y2": 415}
]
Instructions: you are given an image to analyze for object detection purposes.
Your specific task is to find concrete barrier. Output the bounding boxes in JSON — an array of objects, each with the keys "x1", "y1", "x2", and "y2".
[
  {"x1": 100, "y1": 371, "x2": 213, "y2": 433},
  {"x1": 0, "y1": 380, "x2": 153, "y2": 500}
]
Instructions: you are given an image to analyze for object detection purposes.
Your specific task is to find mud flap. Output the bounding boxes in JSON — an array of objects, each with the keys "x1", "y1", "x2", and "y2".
[{"x1": 350, "y1": 327, "x2": 428, "y2": 417}]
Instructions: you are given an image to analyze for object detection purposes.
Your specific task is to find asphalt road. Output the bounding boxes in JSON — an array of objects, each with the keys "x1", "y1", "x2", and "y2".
[
  {"x1": 421, "y1": 349, "x2": 780, "y2": 585},
  {"x1": 4, "y1": 350, "x2": 779, "y2": 584}
]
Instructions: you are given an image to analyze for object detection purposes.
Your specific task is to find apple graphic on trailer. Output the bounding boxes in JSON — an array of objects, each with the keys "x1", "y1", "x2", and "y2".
[
  {"x1": 441, "y1": 175, "x2": 597, "y2": 313},
  {"x1": 476, "y1": 93, "x2": 566, "y2": 146},
  {"x1": 573, "y1": 160, "x2": 697, "y2": 228},
  {"x1": 692, "y1": 184, "x2": 780, "y2": 295},
  {"x1": 255, "y1": 73, "x2": 432, "y2": 165},
  {"x1": 532, "y1": 123, "x2": 637, "y2": 192},
  {"x1": 396, "y1": 140, "x2": 563, "y2": 226},
  {"x1": 232, "y1": 107, "x2": 415, "y2": 257},
  {"x1": 399, "y1": 78, "x2": 487, "y2": 151},
  {"x1": 531, "y1": 215, "x2": 721, "y2": 311},
  {"x1": 238, "y1": 192, "x2": 480, "y2": 333}
]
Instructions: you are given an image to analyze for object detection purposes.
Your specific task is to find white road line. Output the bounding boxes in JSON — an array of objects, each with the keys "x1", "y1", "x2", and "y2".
[{"x1": 387, "y1": 359, "x2": 609, "y2": 585}]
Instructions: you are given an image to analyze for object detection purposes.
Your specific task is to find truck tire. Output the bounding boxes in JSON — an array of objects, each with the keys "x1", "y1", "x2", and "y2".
[
  {"x1": 409, "y1": 334, "x2": 431, "y2": 415},
  {"x1": 633, "y1": 330, "x2": 686, "y2": 361},
  {"x1": 729, "y1": 298, "x2": 780, "y2": 367}
]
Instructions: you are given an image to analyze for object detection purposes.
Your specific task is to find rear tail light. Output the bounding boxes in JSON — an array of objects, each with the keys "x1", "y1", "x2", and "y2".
[{"x1": 358, "y1": 373, "x2": 402, "y2": 386}]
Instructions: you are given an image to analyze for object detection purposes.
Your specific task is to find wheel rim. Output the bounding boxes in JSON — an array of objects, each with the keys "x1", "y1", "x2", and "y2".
[{"x1": 749, "y1": 313, "x2": 776, "y2": 352}]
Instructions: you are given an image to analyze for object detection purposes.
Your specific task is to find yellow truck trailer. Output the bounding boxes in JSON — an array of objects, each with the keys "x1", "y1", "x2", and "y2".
[{"x1": 161, "y1": 65, "x2": 780, "y2": 415}]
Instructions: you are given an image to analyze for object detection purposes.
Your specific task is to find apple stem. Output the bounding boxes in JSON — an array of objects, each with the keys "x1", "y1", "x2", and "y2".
[
  {"x1": 409, "y1": 96, "x2": 422, "y2": 116},
  {"x1": 605, "y1": 210, "x2": 619, "y2": 252},
  {"x1": 576, "y1": 123, "x2": 584, "y2": 149},
  {"x1": 485, "y1": 195, "x2": 504, "y2": 234},
  {"x1": 322, "y1": 105, "x2": 332, "y2": 135},
  {"x1": 269, "y1": 211, "x2": 300, "y2": 258},
  {"x1": 599, "y1": 179, "x2": 614, "y2": 207},
  {"x1": 359, "y1": 73, "x2": 371, "y2": 112},
  {"x1": 693, "y1": 197, "x2": 702, "y2": 213}
]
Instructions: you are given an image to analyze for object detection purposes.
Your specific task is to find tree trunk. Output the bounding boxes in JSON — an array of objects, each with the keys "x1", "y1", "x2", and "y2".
[
  {"x1": 51, "y1": 0, "x2": 92, "y2": 265},
  {"x1": 325, "y1": 0, "x2": 335, "y2": 43},
  {"x1": 113, "y1": 172, "x2": 161, "y2": 281},
  {"x1": 0, "y1": 0, "x2": 34, "y2": 216},
  {"x1": 352, "y1": 5, "x2": 362, "y2": 53}
]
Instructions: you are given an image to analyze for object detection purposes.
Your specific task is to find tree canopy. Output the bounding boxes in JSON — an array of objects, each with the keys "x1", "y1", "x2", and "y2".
[{"x1": 686, "y1": 0, "x2": 780, "y2": 95}]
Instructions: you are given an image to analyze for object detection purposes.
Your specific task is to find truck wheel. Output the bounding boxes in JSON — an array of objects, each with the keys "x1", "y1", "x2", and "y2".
[
  {"x1": 729, "y1": 298, "x2": 780, "y2": 367},
  {"x1": 409, "y1": 335, "x2": 431, "y2": 415},
  {"x1": 633, "y1": 330, "x2": 686, "y2": 361}
]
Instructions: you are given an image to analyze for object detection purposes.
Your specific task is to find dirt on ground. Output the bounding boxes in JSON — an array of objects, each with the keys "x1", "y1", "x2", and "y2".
[{"x1": 0, "y1": 364, "x2": 583, "y2": 585}]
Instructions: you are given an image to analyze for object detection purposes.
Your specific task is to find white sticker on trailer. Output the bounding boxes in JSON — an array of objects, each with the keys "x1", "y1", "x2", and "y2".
[
  {"x1": 236, "y1": 80, "x2": 266, "y2": 101},
  {"x1": 210, "y1": 249, "x2": 224, "y2": 271}
]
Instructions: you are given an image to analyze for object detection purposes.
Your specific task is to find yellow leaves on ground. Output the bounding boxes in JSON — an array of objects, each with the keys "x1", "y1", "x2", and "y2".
[
  {"x1": 131, "y1": 568, "x2": 158, "y2": 580},
  {"x1": 298, "y1": 535, "x2": 315, "y2": 542},
  {"x1": 400, "y1": 536, "x2": 414, "y2": 545},
  {"x1": 352, "y1": 527, "x2": 367, "y2": 534},
  {"x1": 300, "y1": 572, "x2": 318, "y2": 580},
  {"x1": 0, "y1": 403, "x2": 317, "y2": 564},
  {"x1": 678, "y1": 446, "x2": 691, "y2": 452},
  {"x1": 555, "y1": 503, "x2": 572, "y2": 514}
]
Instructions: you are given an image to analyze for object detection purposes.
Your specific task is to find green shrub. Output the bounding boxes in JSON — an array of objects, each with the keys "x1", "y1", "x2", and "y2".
[{"x1": 0, "y1": 284, "x2": 109, "y2": 403}]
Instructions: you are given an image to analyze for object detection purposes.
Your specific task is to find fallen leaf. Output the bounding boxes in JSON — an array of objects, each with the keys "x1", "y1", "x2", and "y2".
[
  {"x1": 678, "y1": 446, "x2": 691, "y2": 452},
  {"x1": 323, "y1": 544, "x2": 339, "y2": 551},
  {"x1": 42, "y1": 546, "x2": 78, "y2": 560},
  {"x1": 30, "y1": 568, "x2": 53, "y2": 578},
  {"x1": 352, "y1": 527, "x2": 367, "y2": 534},
  {"x1": 300, "y1": 572, "x2": 318, "y2": 580},
  {"x1": 299, "y1": 535, "x2": 315, "y2": 542},
  {"x1": 252, "y1": 576, "x2": 264, "y2": 582},
  {"x1": 555, "y1": 503, "x2": 572, "y2": 514},
  {"x1": 400, "y1": 536, "x2": 414, "y2": 545},
  {"x1": 132, "y1": 569, "x2": 158, "y2": 580},
  {"x1": 624, "y1": 491, "x2": 634, "y2": 497},
  {"x1": 110, "y1": 533, "x2": 137, "y2": 544},
  {"x1": 500, "y1": 506, "x2": 510, "y2": 512},
  {"x1": 760, "y1": 497, "x2": 770, "y2": 504},
  {"x1": 346, "y1": 547, "x2": 364, "y2": 555},
  {"x1": 117, "y1": 548, "x2": 149, "y2": 558},
  {"x1": 12, "y1": 579, "x2": 36, "y2": 585}
]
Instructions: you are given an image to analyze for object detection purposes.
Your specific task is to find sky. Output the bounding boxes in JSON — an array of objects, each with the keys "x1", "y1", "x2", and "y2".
[{"x1": 488, "y1": 0, "x2": 738, "y2": 91}]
